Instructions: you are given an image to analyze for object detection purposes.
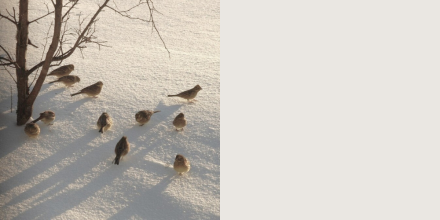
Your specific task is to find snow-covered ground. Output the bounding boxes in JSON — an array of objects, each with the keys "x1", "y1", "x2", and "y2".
[{"x1": 0, "y1": 0, "x2": 219, "y2": 219}]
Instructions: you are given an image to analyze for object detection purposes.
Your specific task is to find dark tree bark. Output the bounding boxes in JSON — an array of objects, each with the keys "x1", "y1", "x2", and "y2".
[
  {"x1": 16, "y1": 0, "x2": 30, "y2": 125},
  {"x1": 16, "y1": 0, "x2": 62, "y2": 125}
]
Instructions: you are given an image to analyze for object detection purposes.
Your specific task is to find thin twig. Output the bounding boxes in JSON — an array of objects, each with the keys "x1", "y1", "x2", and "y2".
[
  {"x1": 106, "y1": 0, "x2": 170, "y2": 57},
  {"x1": 0, "y1": 45, "x2": 18, "y2": 69},
  {"x1": 2, "y1": 66, "x2": 17, "y2": 83},
  {"x1": 29, "y1": 3, "x2": 53, "y2": 24},
  {"x1": 6, "y1": 8, "x2": 16, "y2": 22},
  {"x1": 0, "y1": 12, "x2": 17, "y2": 25},
  {"x1": 12, "y1": 7, "x2": 17, "y2": 23},
  {"x1": 11, "y1": 85, "x2": 13, "y2": 113}
]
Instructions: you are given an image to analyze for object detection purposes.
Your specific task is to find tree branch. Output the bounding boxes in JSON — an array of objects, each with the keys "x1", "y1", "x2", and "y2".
[
  {"x1": 1, "y1": 66, "x2": 17, "y2": 83},
  {"x1": 28, "y1": 3, "x2": 51, "y2": 24},
  {"x1": 0, "y1": 12, "x2": 17, "y2": 26},
  {"x1": 62, "y1": 0, "x2": 79, "y2": 20},
  {"x1": 0, "y1": 45, "x2": 18, "y2": 69},
  {"x1": 27, "y1": 0, "x2": 112, "y2": 77},
  {"x1": 106, "y1": 0, "x2": 170, "y2": 57},
  {"x1": 29, "y1": 1, "x2": 73, "y2": 24},
  {"x1": 29, "y1": 12, "x2": 53, "y2": 24},
  {"x1": 6, "y1": 7, "x2": 18, "y2": 24}
]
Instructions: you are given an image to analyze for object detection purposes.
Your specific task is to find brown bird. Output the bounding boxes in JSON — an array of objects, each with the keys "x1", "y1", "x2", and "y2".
[
  {"x1": 135, "y1": 110, "x2": 160, "y2": 126},
  {"x1": 71, "y1": 81, "x2": 103, "y2": 97},
  {"x1": 32, "y1": 110, "x2": 56, "y2": 125},
  {"x1": 24, "y1": 122, "x2": 40, "y2": 138},
  {"x1": 48, "y1": 75, "x2": 80, "y2": 87},
  {"x1": 48, "y1": 64, "x2": 75, "y2": 78},
  {"x1": 174, "y1": 154, "x2": 190, "y2": 175},
  {"x1": 173, "y1": 113, "x2": 187, "y2": 131},
  {"x1": 167, "y1": 85, "x2": 202, "y2": 102},
  {"x1": 97, "y1": 112, "x2": 113, "y2": 133},
  {"x1": 112, "y1": 136, "x2": 130, "y2": 165}
]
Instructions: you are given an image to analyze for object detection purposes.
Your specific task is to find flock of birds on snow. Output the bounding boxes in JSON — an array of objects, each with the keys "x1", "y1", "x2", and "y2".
[{"x1": 23, "y1": 64, "x2": 203, "y2": 175}]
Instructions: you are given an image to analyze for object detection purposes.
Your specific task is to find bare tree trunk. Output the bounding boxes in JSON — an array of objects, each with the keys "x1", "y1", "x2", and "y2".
[
  {"x1": 16, "y1": 0, "x2": 30, "y2": 125},
  {"x1": 15, "y1": 0, "x2": 63, "y2": 125}
]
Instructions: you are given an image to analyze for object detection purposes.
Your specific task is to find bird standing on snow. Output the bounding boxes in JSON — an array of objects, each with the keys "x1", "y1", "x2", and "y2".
[
  {"x1": 24, "y1": 122, "x2": 40, "y2": 138},
  {"x1": 48, "y1": 75, "x2": 80, "y2": 87},
  {"x1": 71, "y1": 81, "x2": 103, "y2": 97},
  {"x1": 112, "y1": 136, "x2": 130, "y2": 165},
  {"x1": 48, "y1": 64, "x2": 75, "y2": 78},
  {"x1": 32, "y1": 110, "x2": 56, "y2": 125},
  {"x1": 173, "y1": 113, "x2": 187, "y2": 131},
  {"x1": 174, "y1": 154, "x2": 190, "y2": 175},
  {"x1": 135, "y1": 110, "x2": 160, "y2": 126},
  {"x1": 167, "y1": 85, "x2": 202, "y2": 102},
  {"x1": 97, "y1": 112, "x2": 113, "y2": 133}
]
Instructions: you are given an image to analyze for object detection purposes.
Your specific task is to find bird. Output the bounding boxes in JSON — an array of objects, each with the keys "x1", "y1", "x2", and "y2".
[
  {"x1": 97, "y1": 112, "x2": 113, "y2": 133},
  {"x1": 48, "y1": 75, "x2": 80, "y2": 87},
  {"x1": 135, "y1": 110, "x2": 160, "y2": 126},
  {"x1": 167, "y1": 85, "x2": 202, "y2": 102},
  {"x1": 71, "y1": 81, "x2": 103, "y2": 97},
  {"x1": 48, "y1": 64, "x2": 75, "y2": 78},
  {"x1": 24, "y1": 122, "x2": 40, "y2": 138},
  {"x1": 32, "y1": 110, "x2": 56, "y2": 125},
  {"x1": 173, "y1": 113, "x2": 187, "y2": 131},
  {"x1": 174, "y1": 154, "x2": 190, "y2": 175},
  {"x1": 112, "y1": 136, "x2": 130, "y2": 165}
]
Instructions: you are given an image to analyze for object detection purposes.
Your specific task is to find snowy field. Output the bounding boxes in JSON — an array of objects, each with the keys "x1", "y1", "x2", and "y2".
[{"x1": 0, "y1": 0, "x2": 219, "y2": 219}]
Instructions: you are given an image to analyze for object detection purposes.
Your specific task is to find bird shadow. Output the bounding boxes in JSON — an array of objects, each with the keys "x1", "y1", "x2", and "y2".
[
  {"x1": 8, "y1": 134, "x2": 125, "y2": 220},
  {"x1": 35, "y1": 86, "x2": 65, "y2": 101},
  {"x1": 0, "y1": 128, "x2": 102, "y2": 198},
  {"x1": 0, "y1": 114, "x2": 37, "y2": 159},
  {"x1": 154, "y1": 100, "x2": 182, "y2": 119},
  {"x1": 107, "y1": 169, "x2": 219, "y2": 219},
  {"x1": 167, "y1": 98, "x2": 198, "y2": 106},
  {"x1": 15, "y1": 150, "x2": 178, "y2": 219},
  {"x1": 63, "y1": 96, "x2": 98, "y2": 112}
]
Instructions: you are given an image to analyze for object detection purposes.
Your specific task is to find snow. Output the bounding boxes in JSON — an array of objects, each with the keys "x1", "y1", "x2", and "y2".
[{"x1": 0, "y1": 0, "x2": 219, "y2": 219}]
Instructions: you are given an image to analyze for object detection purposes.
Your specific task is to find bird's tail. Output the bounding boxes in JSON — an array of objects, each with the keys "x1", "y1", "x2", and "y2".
[
  {"x1": 167, "y1": 95, "x2": 177, "y2": 97},
  {"x1": 112, "y1": 156, "x2": 120, "y2": 165},
  {"x1": 99, "y1": 126, "x2": 104, "y2": 133},
  {"x1": 71, "y1": 91, "x2": 81, "y2": 97},
  {"x1": 32, "y1": 117, "x2": 42, "y2": 123},
  {"x1": 48, "y1": 79, "x2": 58, "y2": 84},
  {"x1": 153, "y1": 110, "x2": 161, "y2": 114}
]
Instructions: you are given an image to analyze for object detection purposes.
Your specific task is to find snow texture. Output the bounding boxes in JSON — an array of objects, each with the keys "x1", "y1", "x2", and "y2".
[{"x1": 0, "y1": 0, "x2": 219, "y2": 219}]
